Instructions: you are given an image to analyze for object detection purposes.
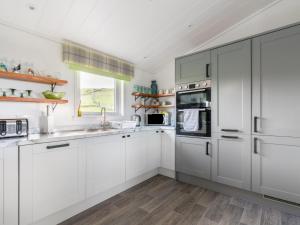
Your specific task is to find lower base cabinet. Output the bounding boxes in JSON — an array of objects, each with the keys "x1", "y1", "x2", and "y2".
[
  {"x1": 252, "y1": 136, "x2": 300, "y2": 204},
  {"x1": 161, "y1": 130, "x2": 175, "y2": 171},
  {"x1": 125, "y1": 132, "x2": 148, "y2": 181},
  {"x1": 85, "y1": 135, "x2": 126, "y2": 198},
  {"x1": 176, "y1": 137, "x2": 211, "y2": 180},
  {"x1": 147, "y1": 130, "x2": 162, "y2": 171},
  {"x1": 212, "y1": 134, "x2": 251, "y2": 190},
  {"x1": 0, "y1": 146, "x2": 18, "y2": 225},
  {"x1": 0, "y1": 149, "x2": 3, "y2": 225},
  {"x1": 20, "y1": 140, "x2": 85, "y2": 225}
]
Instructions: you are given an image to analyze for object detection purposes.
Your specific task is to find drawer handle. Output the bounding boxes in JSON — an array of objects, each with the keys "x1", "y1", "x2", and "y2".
[
  {"x1": 127, "y1": 135, "x2": 131, "y2": 138},
  {"x1": 161, "y1": 130, "x2": 164, "y2": 133},
  {"x1": 221, "y1": 135, "x2": 239, "y2": 139},
  {"x1": 156, "y1": 131, "x2": 159, "y2": 133},
  {"x1": 122, "y1": 135, "x2": 126, "y2": 138},
  {"x1": 46, "y1": 143, "x2": 70, "y2": 149},
  {"x1": 206, "y1": 142, "x2": 210, "y2": 156},
  {"x1": 221, "y1": 129, "x2": 239, "y2": 132}
]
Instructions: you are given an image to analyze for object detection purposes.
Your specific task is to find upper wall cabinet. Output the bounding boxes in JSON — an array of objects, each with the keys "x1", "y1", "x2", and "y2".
[
  {"x1": 175, "y1": 50, "x2": 211, "y2": 83},
  {"x1": 252, "y1": 25, "x2": 300, "y2": 138},
  {"x1": 211, "y1": 40, "x2": 251, "y2": 135}
]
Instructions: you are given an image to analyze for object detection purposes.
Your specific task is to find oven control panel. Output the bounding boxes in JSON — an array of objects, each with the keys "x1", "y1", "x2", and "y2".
[{"x1": 176, "y1": 80, "x2": 211, "y2": 91}]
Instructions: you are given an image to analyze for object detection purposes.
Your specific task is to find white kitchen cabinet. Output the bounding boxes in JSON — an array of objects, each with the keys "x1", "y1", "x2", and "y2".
[
  {"x1": 161, "y1": 129, "x2": 175, "y2": 171},
  {"x1": 146, "y1": 130, "x2": 161, "y2": 171},
  {"x1": 176, "y1": 136, "x2": 211, "y2": 179},
  {"x1": 0, "y1": 146, "x2": 18, "y2": 225},
  {"x1": 212, "y1": 134, "x2": 251, "y2": 190},
  {"x1": 20, "y1": 140, "x2": 85, "y2": 225},
  {"x1": 252, "y1": 136, "x2": 300, "y2": 204},
  {"x1": 211, "y1": 39, "x2": 251, "y2": 135},
  {"x1": 252, "y1": 25, "x2": 300, "y2": 137},
  {"x1": 85, "y1": 135, "x2": 126, "y2": 198},
  {"x1": 125, "y1": 132, "x2": 148, "y2": 181},
  {"x1": 0, "y1": 149, "x2": 3, "y2": 225}
]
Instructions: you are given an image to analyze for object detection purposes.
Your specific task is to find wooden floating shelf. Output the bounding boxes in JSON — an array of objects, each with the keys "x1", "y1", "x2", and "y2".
[
  {"x1": 0, "y1": 71, "x2": 68, "y2": 86},
  {"x1": 132, "y1": 92, "x2": 175, "y2": 98},
  {"x1": 132, "y1": 104, "x2": 174, "y2": 109},
  {"x1": 0, "y1": 96, "x2": 68, "y2": 104}
]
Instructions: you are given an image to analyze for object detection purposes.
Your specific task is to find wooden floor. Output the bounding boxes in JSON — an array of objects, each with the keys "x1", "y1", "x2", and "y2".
[{"x1": 60, "y1": 175, "x2": 300, "y2": 225}]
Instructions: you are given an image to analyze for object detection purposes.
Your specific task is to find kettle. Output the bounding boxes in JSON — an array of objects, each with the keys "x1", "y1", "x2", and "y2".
[{"x1": 131, "y1": 114, "x2": 141, "y2": 127}]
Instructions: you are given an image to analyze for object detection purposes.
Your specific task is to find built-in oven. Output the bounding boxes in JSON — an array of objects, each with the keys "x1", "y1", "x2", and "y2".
[{"x1": 176, "y1": 80, "x2": 211, "y2": 137}]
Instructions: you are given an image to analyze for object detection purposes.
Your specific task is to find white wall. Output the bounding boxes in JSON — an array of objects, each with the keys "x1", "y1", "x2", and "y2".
[
  {"x1": 0, "y1": 24, "x2": 153, "y2": 132},
  {"x1": 155, "y1": 0, "x2": 300, "y2": 87}
]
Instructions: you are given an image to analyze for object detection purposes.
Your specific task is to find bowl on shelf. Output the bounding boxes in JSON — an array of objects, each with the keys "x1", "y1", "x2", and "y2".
[{"x1": 42, "y1": 90, "x2": 65, "y2": 100}]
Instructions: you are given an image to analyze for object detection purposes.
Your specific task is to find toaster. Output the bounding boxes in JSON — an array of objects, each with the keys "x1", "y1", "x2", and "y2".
[{"x1": 0, "y1": 119, "x2": 29, "y2": 138}]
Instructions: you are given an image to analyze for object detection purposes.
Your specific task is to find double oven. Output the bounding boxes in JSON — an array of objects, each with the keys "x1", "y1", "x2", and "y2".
[{"x1": 176, "y1": 80, "x2": 211, "y2": 137}]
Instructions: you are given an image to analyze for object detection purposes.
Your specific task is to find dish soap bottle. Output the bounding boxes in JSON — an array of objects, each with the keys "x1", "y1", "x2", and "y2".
[{"x1": 77, "y1": 101, "x2": 82, "y2": 117}]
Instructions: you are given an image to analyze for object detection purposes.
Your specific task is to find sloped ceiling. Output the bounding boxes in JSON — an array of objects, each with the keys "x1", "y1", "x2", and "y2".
[{"x1": 0, "y1": 0, "x2": 277, "y2": 73}]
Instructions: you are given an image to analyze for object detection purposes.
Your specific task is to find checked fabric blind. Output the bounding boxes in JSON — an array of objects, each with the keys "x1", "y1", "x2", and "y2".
[{"x1": 62, "y1": 40, "x2": 134, "y2": 81}]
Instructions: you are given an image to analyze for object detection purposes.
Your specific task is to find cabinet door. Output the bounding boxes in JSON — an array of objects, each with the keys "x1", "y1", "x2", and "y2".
[
  {"x1": 252, "y1": 136, "x2": 300, "y2": 204},
  {"x1": 176, "y1": 137, "x2": 211, "y2": 179},
  {"x1": 147, "y1": 130, "x2": 161, "y2": 171},
  {"x1": 0, "y1": 149, "x2": 3, "y2": 225},
  {"x1": 20, "y1": 141, "x2": 85, "y2": 225},
  {"x1": 253, "y1": 25, "x2": 300, "y2": 137},
  {"x1": 175, "y1": 50, "x2": 211, "y2": 83},
  {"x1": 161, "y1": 130, "x2": 175, "y2": 171},
  {"x1": 125, "y1": 132, "x2": 148, "y2": 181},
  {"x1": 86, "y1": 135, "x2": 126, "y2": 198},
  {"x1": 212, "y1": 134, "x2": 251, "y2": 190},
  {"x1": 212, "y1": 40, "x2": 251, "y2": 134}
]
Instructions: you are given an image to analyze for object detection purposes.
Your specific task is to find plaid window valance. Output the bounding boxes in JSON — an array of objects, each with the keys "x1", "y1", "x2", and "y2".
[{"x1": 62, "y1": 40, "x2": 134, "y2": 81}]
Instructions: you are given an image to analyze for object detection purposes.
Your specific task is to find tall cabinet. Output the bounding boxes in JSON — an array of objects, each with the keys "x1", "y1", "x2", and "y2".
[
  {"x1": 252, "y1": 25, "x2": 300, "y2": 203},
  {"x1": 211, "y1": 39, "x2": 252, "y2": 190}
]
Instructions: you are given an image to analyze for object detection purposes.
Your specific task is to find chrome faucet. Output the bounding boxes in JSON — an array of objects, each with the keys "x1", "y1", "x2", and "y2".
[{"x1": 100, "y1": 107, "x2": 106, "y2": 128}]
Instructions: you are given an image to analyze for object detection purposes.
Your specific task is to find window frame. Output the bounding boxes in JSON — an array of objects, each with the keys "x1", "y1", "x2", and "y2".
[{"x1": 74, "y1": 71, "x2": 124, "y2": 117}]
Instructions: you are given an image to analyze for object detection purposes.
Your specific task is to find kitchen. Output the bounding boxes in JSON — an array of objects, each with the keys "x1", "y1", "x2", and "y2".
[{"x1": 1, "y1": 0, "x2": 300, "y2": 225}]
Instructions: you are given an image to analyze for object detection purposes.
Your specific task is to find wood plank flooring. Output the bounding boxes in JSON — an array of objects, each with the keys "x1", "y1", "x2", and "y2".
[{"x1": 60, "y1": 175, "x2": 300, "y2": 225}]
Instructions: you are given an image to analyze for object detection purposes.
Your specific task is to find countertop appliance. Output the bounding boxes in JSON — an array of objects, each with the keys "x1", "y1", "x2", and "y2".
[
  {"x1": 176, "y1": 80, "x2": 211, "y2": 137},
  {"x1": 131, "y1": 114, "x2": 141, "y2": 126},
  {"x1": 145, "y1": 113, "x2": 169, "y2": 126},
  {"x1": 0, "y1": 118, "x2": 29, "y2": 138}
]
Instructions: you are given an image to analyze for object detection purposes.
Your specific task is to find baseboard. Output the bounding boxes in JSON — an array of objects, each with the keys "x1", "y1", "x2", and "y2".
[
  {"x1": 176, "y1": 172, "x2": 300, "y2": 216},
  {"x1": 158, "y1": 167, "x2": 175, "y2": 179},
  {"x1": 32, "y1": 169, "x2": 159, "y2": 225}
]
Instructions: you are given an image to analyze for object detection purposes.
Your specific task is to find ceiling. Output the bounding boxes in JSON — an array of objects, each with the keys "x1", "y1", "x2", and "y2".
[{"x1": 0, "y1": 0, "x2": 277, "y2": 73}]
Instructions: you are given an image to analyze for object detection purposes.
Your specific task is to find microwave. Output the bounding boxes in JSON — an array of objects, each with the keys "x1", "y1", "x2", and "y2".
[{"x1": 145, "y1": 113, "x2": 169, "y2": 126}]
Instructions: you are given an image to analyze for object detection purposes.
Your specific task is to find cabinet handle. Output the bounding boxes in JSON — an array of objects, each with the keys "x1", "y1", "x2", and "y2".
[
  {"x1": 206, "y1": 64, "x2": 210, "y2": 78},
  {"x1": 254, "y1": 137, "x2": 259, "y2": 154},
  {"x1": 161, "y1": 130, "x2": 164, "y2": 133},
  {"x1": 221, "y1": 129, "x2": 239, "y2": 132},
  {"x1": 221, "y1": 135, "x2": 239, "y2": 139},
  {"x1": 122, "y1": 135, "x2": 126, "y2": 138},
  {"x1": 127, "y1": 135, "x2": 131, "y2": 138},
  {"x1": 254, "y1": 116, "x2": 259, "y2": 133},
  {"x1": 46, "y1": 143, "x2": 70, "y2": 149},
  {"x1": 156, "y1": 131, "x2": 159, "y2": 133},
  {"x1": 206, "y1": 142, "x2": 210, "y2": 156}
]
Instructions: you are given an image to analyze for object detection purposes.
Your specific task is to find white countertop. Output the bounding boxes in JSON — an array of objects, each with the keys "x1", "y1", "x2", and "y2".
[{"x1": 0, "y1": 126, "x2": 175, "y2": 148}]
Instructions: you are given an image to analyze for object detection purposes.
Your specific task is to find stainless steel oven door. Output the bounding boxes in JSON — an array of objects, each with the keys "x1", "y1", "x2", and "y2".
[
  {"x1": 176, "y1": 108, "x2": 211, "y2": 137},
  {"x1": 176, "y1": 89, "x2": 211, "y2": 109}
]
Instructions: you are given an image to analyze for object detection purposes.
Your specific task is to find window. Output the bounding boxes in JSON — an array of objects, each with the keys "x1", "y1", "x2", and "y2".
[{"x1": 77, "y1": 71, "x2": 123, "y2": 115}]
